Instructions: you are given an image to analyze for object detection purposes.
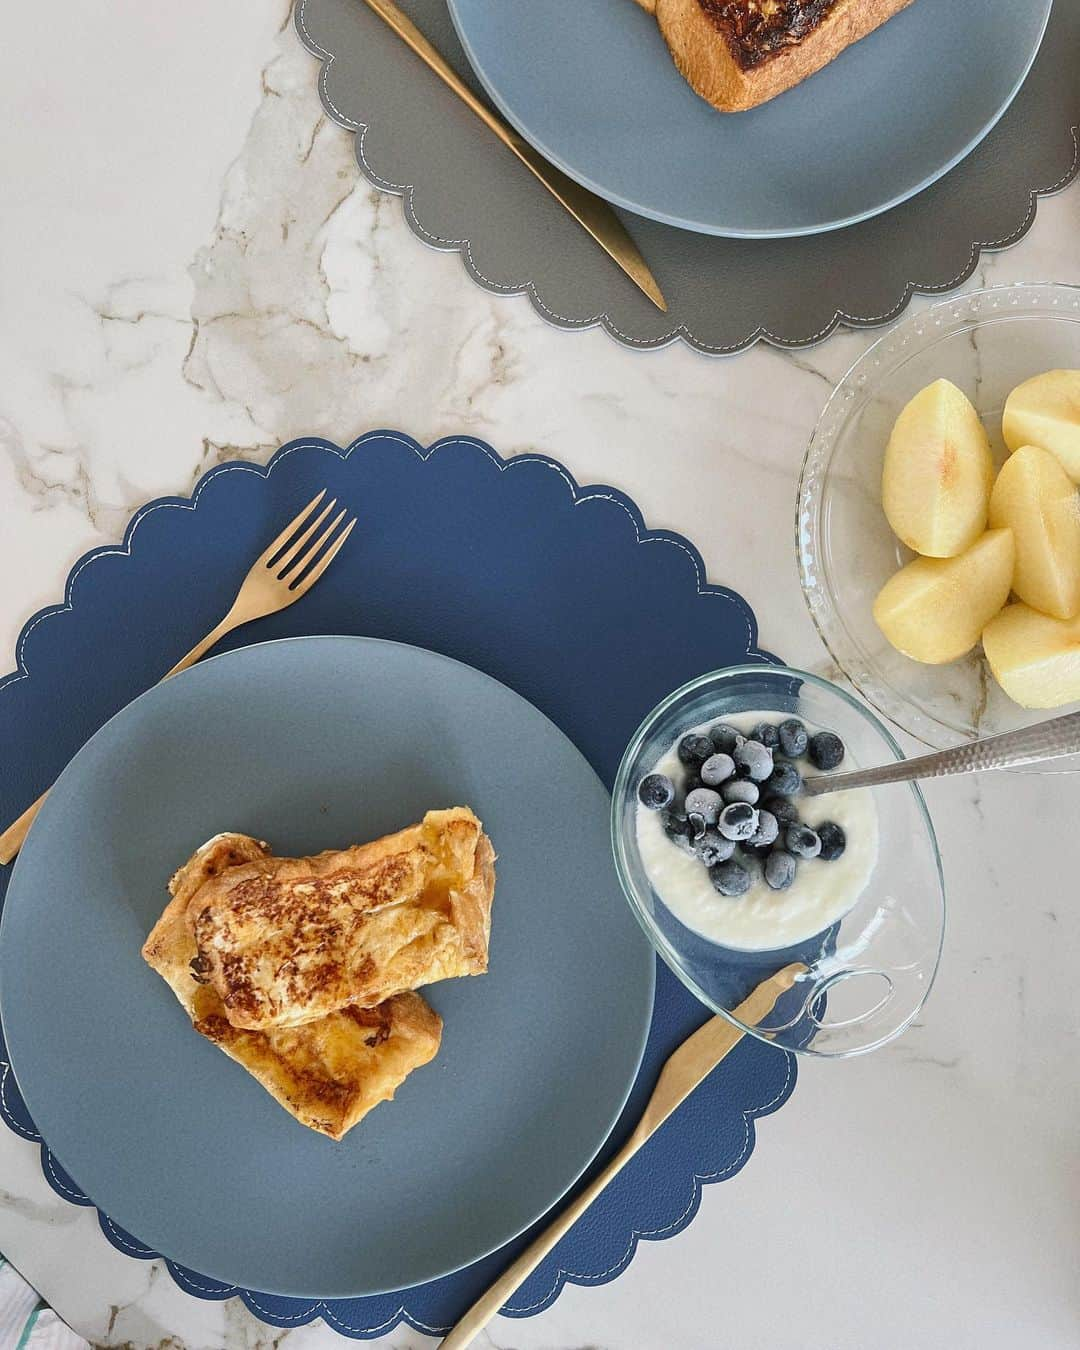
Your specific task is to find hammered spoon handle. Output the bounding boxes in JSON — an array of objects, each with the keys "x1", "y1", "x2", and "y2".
[{"x1": 802, "y1": 709, "x2": 1080, "y2": 797}]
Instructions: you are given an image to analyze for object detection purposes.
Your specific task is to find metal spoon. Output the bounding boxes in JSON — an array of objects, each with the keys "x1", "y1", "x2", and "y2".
[{"x1": 801, "y1": 709, "x2": 1080, "y2": 797}]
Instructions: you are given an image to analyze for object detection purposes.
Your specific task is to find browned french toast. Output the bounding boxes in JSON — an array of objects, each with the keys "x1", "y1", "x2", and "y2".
[
  {"x1": 636, "y1": 0, "x2": 915, "y2": 111},
  {"x1": 158, "y1": 808, "x2": 495, "y2": 1032},
  {"x1": 142, "y1": 833, "x2": 443, "y2": 1140}
]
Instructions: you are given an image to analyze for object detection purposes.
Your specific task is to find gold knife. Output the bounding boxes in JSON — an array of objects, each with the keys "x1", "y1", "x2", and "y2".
[
  {"x1": 359, "y1": 0, "x2": 667, "y2": 312},
  {"x1": 438, "y1": 963, "x2": 805, "y2": 1348}
]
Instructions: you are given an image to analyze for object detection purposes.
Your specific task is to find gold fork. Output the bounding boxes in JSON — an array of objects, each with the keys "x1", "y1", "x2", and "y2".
[{"x1": 0, "y1": 490, "x2": 356, "y2": 866}]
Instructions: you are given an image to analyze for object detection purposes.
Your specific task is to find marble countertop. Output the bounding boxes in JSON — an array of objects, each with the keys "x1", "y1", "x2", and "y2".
[{"x1": 1, "y1": 2, "x2": 1078, "y2": 1347}]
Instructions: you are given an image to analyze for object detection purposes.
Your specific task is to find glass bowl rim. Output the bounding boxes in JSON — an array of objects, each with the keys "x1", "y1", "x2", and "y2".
[
  {"x1": 610, "y1": 662, "x2": 946, "y2": 1059},
  {"x1": 796, "y1": 280, "x2": 1080, "y2": 749}
]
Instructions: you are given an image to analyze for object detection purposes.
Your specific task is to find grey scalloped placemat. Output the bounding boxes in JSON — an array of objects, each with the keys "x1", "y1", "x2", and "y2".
[{"x1": 294, "y1": 0, "x2": 1079, "y2": 354}]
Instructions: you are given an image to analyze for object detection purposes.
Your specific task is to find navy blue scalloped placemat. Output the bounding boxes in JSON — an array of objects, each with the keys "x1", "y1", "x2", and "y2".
[{"x1": 0, "y1": 433, "x2": 797, "y2": 1337}]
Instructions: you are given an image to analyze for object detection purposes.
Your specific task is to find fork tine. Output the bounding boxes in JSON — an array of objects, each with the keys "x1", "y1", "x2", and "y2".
[
  {"x1": 288, "y1": 517, "x2": 357, "y2": 594},
  {"x1": 255, "y1": 489, "x2": 327, "y2": 568},
  {"x1": 269, "y1": 498, "x2": 337, "y2": 576},
  {"x1": 282, "y1": 506, "x2": 348, "y2": 579}
]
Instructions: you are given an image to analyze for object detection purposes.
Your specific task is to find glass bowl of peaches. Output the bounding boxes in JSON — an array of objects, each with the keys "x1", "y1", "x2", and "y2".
[{"x1": 798, "y1": 283, "x2": 1080, "y2": 750}]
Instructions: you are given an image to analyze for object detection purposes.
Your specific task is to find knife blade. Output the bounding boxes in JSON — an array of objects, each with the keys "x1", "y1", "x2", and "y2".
[{"x1": 359, "y1": 0, "x2": 667, "y2": 312}]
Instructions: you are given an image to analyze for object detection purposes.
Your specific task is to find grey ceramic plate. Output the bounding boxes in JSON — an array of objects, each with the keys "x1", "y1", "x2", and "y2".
[
  {"x1": 448, "y1": 0, "x2": 1049, "y2": 238},
  {"x1": 294, "y1": 0, "x2": 1080, "y2": 352},
  {"x1": 0, "y1": 637, "x2": 654, "y2": 1298}
]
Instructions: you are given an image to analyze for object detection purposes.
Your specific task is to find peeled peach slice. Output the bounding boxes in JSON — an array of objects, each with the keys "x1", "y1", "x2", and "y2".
[
  {"x1": 983, "y1": 602, "x2": 1080, "y2": 709},
  {"x1": 988, "y1": 444, "x2": 1080, "y2": 619},
  {"x1": 872, "y1": 528, "x2": 1014, "y2": 664},
  {"x1": 882, "y1": 379, "x2": 994, "y2": 557},
  {"x1": 1003, "y1": 369, "x2": 1080, "y2": 483}
]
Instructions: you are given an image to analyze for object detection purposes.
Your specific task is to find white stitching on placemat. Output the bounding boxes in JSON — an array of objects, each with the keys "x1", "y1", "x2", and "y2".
[
  {"x1": 0, "y1": 1065, "x2": 40, "y2": 1142},
  {"x1": 166, "y1": 1265, "x2": 238, "y2": 1297},
  {"x1": 294, "y1": 0, "x2": 361, "y2": 130},
  {"x1": 241, "y1": 1298, "x2": 320, "y2": 1326},
  {"x1": 506, "y1": 1051, "x2": 794, "y2": 1312},
  {"x1": 8, "y1": 430, "x2": 767, "y2": 1327},
  {"x1": 241, "y1": 1292, "x2": 448, "y2": 1337},
  {"x1": 295, "y1": 0, "x2": 1080, "y2": 353},
  {"x1": 100, "y1": 1218, "x2": 153, "y2": 1257},
  {"x1": 2, "y1": 461, "x2": 263, "y2": 697},
  {"x1": 2, "y1": 431, "x2": 761, "y2": 699},
  {"x1": 41, "y1": 1150, "x2": 87, "y2": 1203},
  {"x1": 416, "y1": 122, "x2": 1080, "y2": 353}
]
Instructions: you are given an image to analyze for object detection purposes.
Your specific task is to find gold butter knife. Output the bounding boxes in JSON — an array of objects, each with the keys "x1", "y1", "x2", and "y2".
[
  {"x1": 439, "y1": 963, "x2": 805, "y2": 1349},
  {"x1": 359, "y1": 0, "x2": 667, "y2": 312}
]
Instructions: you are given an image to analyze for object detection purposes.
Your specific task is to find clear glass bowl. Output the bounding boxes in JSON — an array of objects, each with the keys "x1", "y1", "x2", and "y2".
[
  {"x1": 798, "y1": 282, "x2": 1080, "y2": 749},
  {"x1": 611, "y1": 665, "x2": 944, "y2": 1058}
]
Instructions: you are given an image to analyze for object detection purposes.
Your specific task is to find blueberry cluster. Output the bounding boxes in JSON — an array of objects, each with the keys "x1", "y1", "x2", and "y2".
[{"x1": 638, "y1": 718, "x2": 847, "y2": 898}]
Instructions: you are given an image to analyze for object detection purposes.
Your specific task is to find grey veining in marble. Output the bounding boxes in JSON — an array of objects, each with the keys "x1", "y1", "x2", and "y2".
[{"x1": 0, "y1": 1, "x2": 1078, "y2": 1347}]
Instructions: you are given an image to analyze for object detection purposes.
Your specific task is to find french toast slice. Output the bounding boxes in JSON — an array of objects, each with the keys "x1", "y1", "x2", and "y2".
[
  {"x1": 637, "y1": 0, "x2": 914, "y2": 112},
  {"x1": 171, "y1": 808, "x2": 495, "y2": 1031},
  {"x1": 142, "y1": 834, "x2": 443, "y2": 1140}
]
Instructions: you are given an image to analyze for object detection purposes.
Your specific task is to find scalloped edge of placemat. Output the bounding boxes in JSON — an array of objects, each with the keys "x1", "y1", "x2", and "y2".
[
  {"x1": 292, "y1": 0, "x2": 1079, "y2": 356},
  {"x1": 0, "y1": 432, "x2": 796, "y2": 1338},
  {"x1": 1, "y1": 1063, "x2": 797, "y2": 1338}
]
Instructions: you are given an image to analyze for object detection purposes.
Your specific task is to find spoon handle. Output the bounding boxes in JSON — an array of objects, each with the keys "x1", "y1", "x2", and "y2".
[{"x1": 802, "y1": 709, "x2": 1080, "y2": 796}]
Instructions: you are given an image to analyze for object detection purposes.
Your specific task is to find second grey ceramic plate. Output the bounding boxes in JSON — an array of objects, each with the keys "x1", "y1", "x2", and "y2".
[
  {"x1": 0, "y1": 637, "x2": 654, "y2": 1297},
  {"x1": 448, "y1": 0, "x2": 1049, "y2": 238}
]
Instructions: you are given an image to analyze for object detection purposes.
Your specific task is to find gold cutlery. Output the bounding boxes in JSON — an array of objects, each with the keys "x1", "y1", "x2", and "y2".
[
  {"x1": 0, "y1": 491, "x2": 355, "y2": 866},
  {"x1": 439, "y1": 963, "x2": 804, "y2": 1349},
  {"x1": 359, "y1": 0, "x2": 667, "y2": 313}
]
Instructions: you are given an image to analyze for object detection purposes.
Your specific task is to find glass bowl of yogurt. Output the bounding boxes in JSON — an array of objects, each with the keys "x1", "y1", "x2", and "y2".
[{"x1": 611, "y1": 665, "x2": 944, "y2": 1057}]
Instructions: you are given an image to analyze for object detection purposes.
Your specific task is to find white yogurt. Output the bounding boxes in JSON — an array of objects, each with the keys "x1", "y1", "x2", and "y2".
[{"x1": 635, "y1": 712, "x2": 879, "y2": 952}]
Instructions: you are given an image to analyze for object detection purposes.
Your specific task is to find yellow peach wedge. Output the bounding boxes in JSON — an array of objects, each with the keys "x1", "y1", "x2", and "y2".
[
  {"x1": 882, "y1": 378, "x2": 994, "y2": 558},
  {"x1": 872, "y1": 528, "x2": 1014, "y2": 665},
  {"x1": 988, "y1": 444, "x2": 1080, "y2": 620},
  {"x1": 983, "y1": 602, "x2": 1080, "y2": 709},
  {"x1": 1002, "y1": 369, "x2": 1080, "y2": 483}
]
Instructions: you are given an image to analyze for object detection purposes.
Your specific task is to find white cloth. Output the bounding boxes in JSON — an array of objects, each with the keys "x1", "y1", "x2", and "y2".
[{"x1": 0, "y1": 1259, "x2": 87, "y2": 1350}]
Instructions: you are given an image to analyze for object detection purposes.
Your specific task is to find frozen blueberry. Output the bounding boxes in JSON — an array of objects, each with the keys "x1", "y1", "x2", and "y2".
[
  {"x1": 778, "y1": 718, "x2": 809, "y2": 759},
  {"x1": 734, "y1": 739, "x2": 774, "y2": 783},
  {"x1": 709, "y1": 859, "x2": 752, "y2": 897},
  {"x1": 808, "y1": 731, "x2": 845, "y2": 771},
  {"x1": 817, "y1": 821, "x2": 847, "y2": 862},
  {"x1": 752, "y1": 721, "x2": 781, "y2": 750},
  {"x1": 763, "y1": 795, "x2": 799, "y2": 828},
  {"x1": 748, "y1": 809, "x2": 779, "y2": 849},
  {"x1": 662, "y1": 811, "x2": 695, "y2": 854},
  {"x1": 686, "y1": 811, "x2": 708, "y2": 842},
  {"x1": 766, "y1": 760, "x2": 802, "y2": 797},
  {"x1": 764, "y1": 850, "x2": 797, "y2": 891},
  {"x1": 700, "y1": 752, "x2": 735, "y2": 787},
  {"x1": 718, "y1": 802, "x2": 759, "y2": 842},
  {"x1": 638, "y1": 773, "x2": 674, "y2": 810},
  {"x1": 694, "y1": 828, "x2": 736, "y2": 867},
  {"x1": 709, "y1": 723, "x2": 744, "y2": 756},
  {"x1": 785, "y1": 824, "x2": 822, "y2": 859},
  {"x1": 684, "y1": 787, "x2": 723, "y2": 826},
  {"x1": 722, "y1": 778, "x2": 759, "y2": 806},
  {"x1": 678, "y1": 734, "x2": 715, "y2": 767}
]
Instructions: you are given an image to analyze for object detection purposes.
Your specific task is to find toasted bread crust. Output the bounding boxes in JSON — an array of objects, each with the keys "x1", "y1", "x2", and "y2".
[
  {"x1": 654, "y1": 0, "x2": 914, "y2": 111},
  {"x1": 185, "y1": 808, "x2": 495, "y2": 1031},
  {"x1": 142, "y1": 834, "x2": 442, "y2": 1139}
]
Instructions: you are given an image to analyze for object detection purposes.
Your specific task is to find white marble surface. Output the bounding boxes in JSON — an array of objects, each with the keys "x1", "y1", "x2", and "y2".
[{"x1": 1, "y1": 2, "x2": 1079, "y2": 1346}]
